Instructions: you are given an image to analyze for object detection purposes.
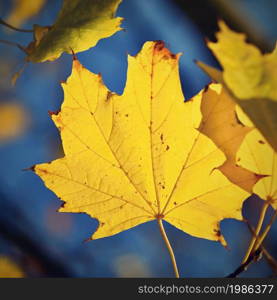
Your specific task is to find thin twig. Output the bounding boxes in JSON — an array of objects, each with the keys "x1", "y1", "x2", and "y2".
[
  {"x1": 262, "y1": 248, "x2": 277, "y2": 275},
  {"x1": 246, "y1": 221, "x2": 277, "y2": 273},
  {"x1": 227, "y1": 210, "x2": 277, "y2": 278},
  {"x1": 226, "y1": 248, "x2": 262, "y2": 278},
  {"x1": 0, "y1": 39, "x2": 27, "y2": 53},
  {"x1": 0, "y1": 18, "x2": 33, "y2": 32},
  {"x1": 252, "y1": 210, "x2": 277, "y2": 252},
  {"x1": 242, "y1": 201, "x2": 269, "y2": 263},
  {"x1": 157, "y1": 218, "x2": 180, "y2": 278}
]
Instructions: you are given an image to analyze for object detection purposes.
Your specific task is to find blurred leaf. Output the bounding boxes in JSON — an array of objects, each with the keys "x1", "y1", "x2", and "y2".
[
  {"x1": 34, "y1": 41, "x2": 248, "y2": 246},
  {"x1": 0, "y1": 256, "x2": 24, "y2": 278},
  {"x1": 0, "y1": 102, "x2": 29, "y2": 143},
  {"x1": 26, "y1": 0, "x2": 123, "y2": 62},
  {"x1": 5, "y1": 0, "x2": 46, "y2": 28},
  {"x1": 198, "y1": 21, "x2": 277, "y2": 152},
  {"x1": 113, "y1": 254, "x2": 151, "y2": 277},
  {"x1": 11, "y1": 63, "x2": 26, "y2": 86}
]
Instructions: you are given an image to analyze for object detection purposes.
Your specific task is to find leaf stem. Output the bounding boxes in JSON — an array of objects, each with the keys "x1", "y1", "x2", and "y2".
[
  {"x1": 247, "y1": 220, "x2": 277, "y2": 273},
  {"x1": 252, "y1": 209, "x2": 277, "y2": 252},
  {"x1": 0, "y1": 39, "x2": 27, "y2": 53},
  {"x1": 157, "y1": 218, "x2": 180, "y2": 278},
  {"x1": 0, "y1": 18, "x2": 33, "y2": 33},
  {"x1": 242, "y1": 201, "x2": 269, "y2": 264}
]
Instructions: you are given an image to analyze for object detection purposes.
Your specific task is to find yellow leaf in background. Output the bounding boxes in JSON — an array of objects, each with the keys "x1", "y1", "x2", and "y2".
[
  {"x1": 0, "y1": 102, "x2": 28, "y2": 143},
  {"x1": 26, "y1": 0, "x2": 123, "y2": 63},
  {"x1": 197, "y1": 21, "x2": 277, "y2": 152},
  {"x1": 237, "y1": 129, "x2": 277, "y2": 210},
  {"x1": 113, "y1": 253, "x2": 151, "y2": 277},
  {"x1": 209, "y1": 21, "x2": 277, "y2": 100},
  {"x1": 0, "y1": 256, "x2": 24, "y2": 278},
  {"x1": 194, "y1": 83, "x2": 259, "y2": 193},
  {"x1": 5, "y1": 0, "x2": 46, "y2": 28},
  {"x1": 34, "y1": 41, "x2": 249, "y2": 245}
]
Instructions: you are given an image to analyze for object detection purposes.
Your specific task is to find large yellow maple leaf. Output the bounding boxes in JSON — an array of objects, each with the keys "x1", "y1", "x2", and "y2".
[
  {"x1": 197, "y1": 21, "x2": 277, "y2": 152},
  {"x1": 34, "y1": 41, "x2": 248, "y2": 244},
  {"x1": 26, "y1": 0, "x2": 123, "y2": 62}
]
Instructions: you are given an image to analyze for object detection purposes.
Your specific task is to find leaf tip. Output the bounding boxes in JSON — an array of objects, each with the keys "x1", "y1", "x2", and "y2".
[
  {"x1": 83, "y1": 237, "x2": 92, "y2": 243},
  {"x1": 22, "y1": 165, "x2": 35, "y2": 172},
  {"x1": 72, "y1": 58, "x2": 83, "y2": 71},
  {"x1": 254, "y1": 173, "x2": 269, "y2": 184},
  {"x1": 214, "y1": 227, "x2": 227, "y2": 247},
  {"x1": 219, "y1": 236, "x2": 228, "y2": 248},
  {"x1": 217, "y1": 19, "x2": 229, "y2": 32}
]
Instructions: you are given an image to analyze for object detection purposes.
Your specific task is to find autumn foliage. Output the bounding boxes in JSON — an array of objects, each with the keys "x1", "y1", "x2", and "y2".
[{"x1": 0, "y1": 0, "x2": 276, "y2": 278}]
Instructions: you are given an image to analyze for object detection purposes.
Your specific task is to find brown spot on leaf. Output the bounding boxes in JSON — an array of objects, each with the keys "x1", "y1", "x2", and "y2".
[
  {"x1": 154, "y1": 40, "x2": 165, "y2": 51},
  {"x1": 107, "y1": 91, "x2": 113, "y2": 101},
  {"x1": 166, "y1": 145, "x2": 170, "y2": 151},
  {"x1": 214, "y1": 229, "x2": 221, "y2": 237},
  {"x1": 48, "y1": 110, "x2": 60, "y2": 116},
  {"x1": 170, "y1": 53, "x2": 176, "y2": 59},
  {"x1": 258, "y1": 140, "x2": 265, "y2": 144},
  {"x1": 38, "y1": 168, "x2": 48, "y2": 175}
]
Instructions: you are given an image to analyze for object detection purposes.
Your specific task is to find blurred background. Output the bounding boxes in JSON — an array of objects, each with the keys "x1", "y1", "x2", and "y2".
[{"x1": 0, "y1": 0, "x2": 276, "y2": 278}]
